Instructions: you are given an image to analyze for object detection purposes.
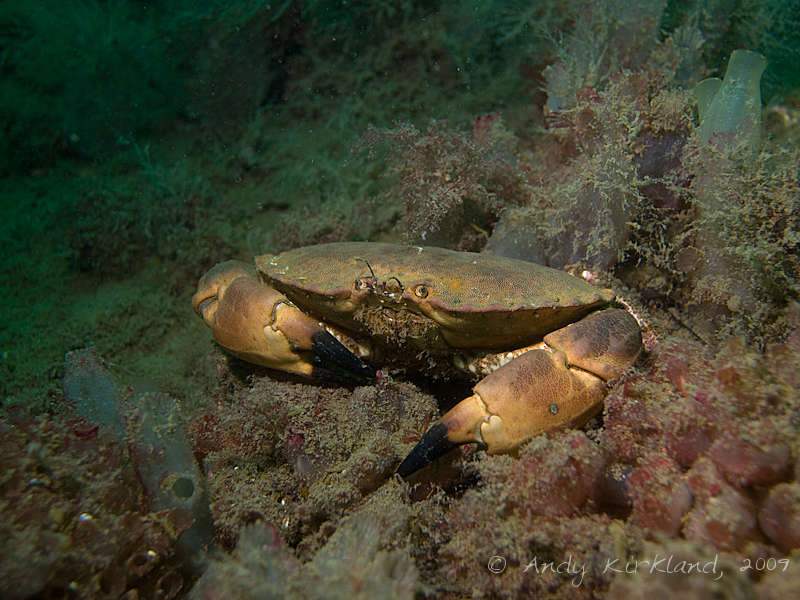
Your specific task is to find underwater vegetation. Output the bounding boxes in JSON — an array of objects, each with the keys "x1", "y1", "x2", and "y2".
[{"x1": 2, "y1": 0, "x2": 800, "y2": 598}]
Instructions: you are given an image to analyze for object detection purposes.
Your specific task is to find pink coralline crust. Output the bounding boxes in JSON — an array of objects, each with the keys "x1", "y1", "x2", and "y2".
[
  {"x1": 601, "y1": 338, "x2": 725, "y2": 466},
  {"x1": 186, "y1": 397, "x2": 282, "y2": 464},
  {"x1": 708, "y1": 336, "x2": 799, "y2": 419},
  {"x1": 628, "y1": 454, "x2": 692, "y2": 537},
  {"x1": 664, "y1": 419, "x2": 712, "y2": 468},
  {"x1": 708, "y1": 434, "x2": 791, "y2": 489},
  {"x1": 341, "y1": 436, "x2": 396, "y2": 495},
  {"x1": 684, "y1": 457, "x2": 760, "y2": 552},
  {"x1": 0, "y1": 414, "x2": 186, "y2": 599},
  {"x1": 758, "y1": 483, "x2": 800, "y2": 553},
  {"x1": 658, "y1": 339, "x2": 714, "y2": 394},
  {"x1": 435, "y1": 482, "x2": 623, "y2": 599},
  {"x1": 188, "y1": 374, "x2": 437, "y2": 553},
  {"x1": 602, "y1": 381, "x2": 715, "y2": 469},
  {"x1": 600, "y1": 329, "x2": 800, "y2": 489},
  {"x1": 503, "y1": 431, "x2": 606, "y2": 518},
  {"x1": 602, "y1": 383, "x2": 655, "y2": 463},
  {"x1": 435, "y1": 493, "x2": 509, "y2": 591}
]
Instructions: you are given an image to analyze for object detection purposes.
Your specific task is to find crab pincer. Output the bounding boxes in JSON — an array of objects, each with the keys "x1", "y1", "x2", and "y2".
[
  {"x1": 192, "y1": 260, "x2": 373, "y2": 382},
  {"x1": 397, "y1": 309, "x2": 642, "y2": 477}
]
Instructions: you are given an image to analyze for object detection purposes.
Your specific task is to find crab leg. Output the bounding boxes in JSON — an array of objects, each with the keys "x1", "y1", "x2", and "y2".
[
  {"x1": 397, "y1": 309, "x2": 641, "y2": 477},
  {"x1": 193, "y1": 261, "x2": 374, "y2": 381}
]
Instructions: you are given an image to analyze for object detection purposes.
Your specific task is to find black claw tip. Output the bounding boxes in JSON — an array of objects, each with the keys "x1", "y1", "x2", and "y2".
[
  {"x1": 397, "y1": 423, "x2": 460, "y2": 478},
  {"x1": 310, "y1": 330, "x2": 375, "y2": 382}
]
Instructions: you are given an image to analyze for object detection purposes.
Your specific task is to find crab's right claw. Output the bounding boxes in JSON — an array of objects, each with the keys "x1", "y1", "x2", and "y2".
[
  {"x1": 397, "y1": 308, "x2": 642, "y2": 478},
  {"x1": 395, "y1": 348, "x2": 604, "y2": 478},
  {"x1": 192, "y1": 260, "x2": 374, "y2": 381}
]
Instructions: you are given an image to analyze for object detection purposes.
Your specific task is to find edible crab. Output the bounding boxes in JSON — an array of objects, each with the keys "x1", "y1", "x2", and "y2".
[{"x1": 192, "y1": 242, "x2": 642, "y2": 477}]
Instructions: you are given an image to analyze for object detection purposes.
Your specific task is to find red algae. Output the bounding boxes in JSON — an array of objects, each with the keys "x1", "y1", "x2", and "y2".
[
  {"x1": 628, "y1": 454, "x2": 692, "y2": 537},
  {"x1": 684, "y1": 458, "x2": 760, "y2": 552},
  {"x1": 501, "y1": 431, "x2": 606, "y2": 518},
  {"x1": 0, "y1": 414, "x2": 187, "y2": 599},
  {"x1": 708, "y1": 435, "x2": 791, "y2": 489},
  {"x1": 758, "y1": 483, "x2": 800, "y2": 553}
]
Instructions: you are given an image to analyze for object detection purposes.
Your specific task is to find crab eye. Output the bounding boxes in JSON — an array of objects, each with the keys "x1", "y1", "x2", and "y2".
[
  {"x1": 354, "y1": 278, "x2": 367, "y2": 290},
  {"x1": 414, "y1": 284, "x2": 429, "y2": 299}
]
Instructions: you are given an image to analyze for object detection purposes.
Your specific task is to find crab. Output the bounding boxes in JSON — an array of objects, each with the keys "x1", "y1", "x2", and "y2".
[{"x1": 192, "y1": 242, "x2": 642, "y2": 477}]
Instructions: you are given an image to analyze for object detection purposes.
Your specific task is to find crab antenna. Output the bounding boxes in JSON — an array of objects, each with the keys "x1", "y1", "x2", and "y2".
[{"x1": 356, "y1": 257, "x2": 377, "y2": 281}]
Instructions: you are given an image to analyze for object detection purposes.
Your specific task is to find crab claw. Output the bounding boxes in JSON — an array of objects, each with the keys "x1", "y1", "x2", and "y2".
[
  {"x1": 193, "y1": 261, "x2": 374, "y2": 381},
  {"x1": 397, "y1": 309, "x2": 641, "y2": 478}
]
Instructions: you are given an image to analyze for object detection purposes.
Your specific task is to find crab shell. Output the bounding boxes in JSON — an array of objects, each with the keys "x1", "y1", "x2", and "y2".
[{"x1": 255, "y1": 242, "x2": 615, "y2": 353}]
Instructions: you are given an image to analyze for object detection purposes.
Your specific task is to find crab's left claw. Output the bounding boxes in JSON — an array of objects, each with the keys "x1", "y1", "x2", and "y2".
[
  {"x1": 193, "y1": 260, "x2": 374, "y2": 382},
  {"x1": 397, "y1": 308, "x2": 642, "y2": 478}
]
